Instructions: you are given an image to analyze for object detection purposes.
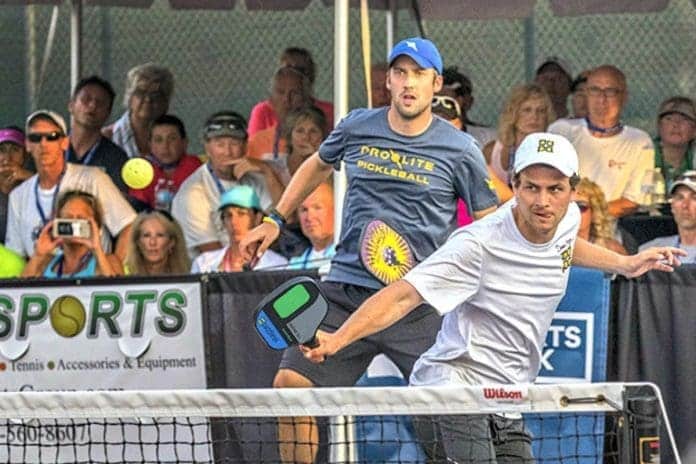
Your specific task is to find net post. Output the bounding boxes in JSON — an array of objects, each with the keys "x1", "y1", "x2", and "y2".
[{"x1": 623, "y1": 385, "x2": 661, "y2": 464}]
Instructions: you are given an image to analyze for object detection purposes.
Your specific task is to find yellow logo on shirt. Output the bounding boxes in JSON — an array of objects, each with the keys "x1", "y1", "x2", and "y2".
[{"x1": 560, "y1": 245, "x2": 573, "y2": 272}]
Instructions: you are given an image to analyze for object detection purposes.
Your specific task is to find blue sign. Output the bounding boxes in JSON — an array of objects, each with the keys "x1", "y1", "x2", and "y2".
[{"x1": 538, "y1": 312, "x2": 594, "y2": 382}]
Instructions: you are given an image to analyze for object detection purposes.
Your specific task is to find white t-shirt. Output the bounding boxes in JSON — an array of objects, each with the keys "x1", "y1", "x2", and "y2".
[
  {"x1": 548, "y1": 118, "x2": 654, "y2": 203},
  {"x1": 190, "y1": 246, "x2": 287, "y2": 273},
  {"x1": 6, "y1": 163, "x2": 136, "y2": 258},
  {"x1": 171, "y1": 164, "x2": 272, "y2": 258},
  {"x1": 405, "y1": 199, "x2": 580, "y2": 387}
]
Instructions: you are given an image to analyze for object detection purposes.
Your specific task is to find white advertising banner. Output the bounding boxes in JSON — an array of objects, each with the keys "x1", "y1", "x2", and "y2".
[{"x1": 0, "y1": 280, "x2": 209, "y2": 462}]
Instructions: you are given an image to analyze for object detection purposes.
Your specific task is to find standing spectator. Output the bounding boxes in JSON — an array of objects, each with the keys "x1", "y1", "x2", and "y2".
[
  {"x1": 652, "y1": 96, "x2": 696, "y2": 188},
  {"x1": 103, "y1": 63, "x2": 174, "y2": 158},
  {"x1": 191, "y1": 186, "x2": 287, "y2": 273},
  {"x1": 248, "y1": 47, "x2": 334, "y2": 136},
  {"x1": 288, "y1": 182, "x2": 335, "y2": 270},
  {"x1": 549, "y1": 65, "x2": 654, "y2": 218},
  {"x1": 485, "y1": 83, "x2": 555, "y2": 186},
  {"x1": 171, "y1": 111, "x2": 282, "y2": 258},
  {"x1": 441, "y1": 66, "x2": 496, "y2": 147},
  {"x1": 575, "y1": 178, "x2": 627, "y2": 254},
  {"x1": 124, "y1": 210, "x2": 190, "y2": 275},
  {"x1": 535, "y1": 56, "x2": 572, "y2": 119},
  {"x1": 67, "y1": 75, "x2": 129, "y2": 193},
  {"x1": 0, "y1": 127, "x2": 32, "y2": 243},
  {"x1": 6, "y1": 110, "x2": 135, "y2": 260},
  {"x1": 570, "y1": 71, "x2": 590, "y2": 119},
  {"x1": 129, "y1": 114, "x2": 202, "y2": 210},
  {"x1": 247, "y1": 66, "x2": 312, "y2": 161},
  {"x1": 22, "y1": 190, "x2": 122, "y2": 278},
  {"x1": 369, "y1": 62, "x2": 391, "y2": 108},
  {"x1": 640, "y1": 171, "x2": 696, "y2": 263}
]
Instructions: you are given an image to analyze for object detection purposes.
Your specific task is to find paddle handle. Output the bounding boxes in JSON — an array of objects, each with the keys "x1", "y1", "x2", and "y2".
[{"x1": 304, "y1": 336, "x2": 319, "y2": 349}]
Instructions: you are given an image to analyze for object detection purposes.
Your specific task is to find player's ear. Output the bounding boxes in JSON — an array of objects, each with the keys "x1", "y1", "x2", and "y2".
[{"x1": 433, "y1": 74, "x2": 443, "y2": 93}]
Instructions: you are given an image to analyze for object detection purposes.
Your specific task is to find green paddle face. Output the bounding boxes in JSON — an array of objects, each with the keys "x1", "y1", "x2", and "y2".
[{"x1": 254, "y1": 277, "x2": 328, "y2": 350}]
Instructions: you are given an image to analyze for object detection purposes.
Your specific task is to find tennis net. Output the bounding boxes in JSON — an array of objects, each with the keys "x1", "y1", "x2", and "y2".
[{"x1": 0, "y1": 382, "x2": 679, "y2": 463}]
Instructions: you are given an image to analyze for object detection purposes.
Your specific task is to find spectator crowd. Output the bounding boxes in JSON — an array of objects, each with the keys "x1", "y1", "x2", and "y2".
[{"x1": 1, "y1": 45, "x2": 695, "y2": 280}]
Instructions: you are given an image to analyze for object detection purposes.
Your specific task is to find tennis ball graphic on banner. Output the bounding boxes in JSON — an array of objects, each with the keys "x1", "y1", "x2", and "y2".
[{"x1": 49, "y1": 295, "x2": 87, "y2": 338}]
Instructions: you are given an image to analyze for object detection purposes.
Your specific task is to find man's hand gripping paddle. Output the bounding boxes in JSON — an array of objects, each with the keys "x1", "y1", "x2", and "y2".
[{"x1": 254, "y1": 277, "x2": 328, "y2": 350}]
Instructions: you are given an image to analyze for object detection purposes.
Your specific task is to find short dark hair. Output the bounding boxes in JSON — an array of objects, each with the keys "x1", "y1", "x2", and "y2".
[
  {"x1": 442, "y1": 66, "x2": 473, "y2": 98},
  {"x1": 280, "y1": 47, "x2": 316, "y2": 85},
  {"x1": 72, "y1": 75, "x2": 116, "y2": 110},
  {"x1": 150, "y1": 114, "x2": 187, "y2": 139}
]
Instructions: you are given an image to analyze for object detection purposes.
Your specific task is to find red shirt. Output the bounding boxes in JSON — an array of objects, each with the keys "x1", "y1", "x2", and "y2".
[
  {"x1": 247, "y1": 98, "x2": 334, "y2": 136},
  {"x1": 130, "y1": 154, "x2": 202, "y2": 208}
]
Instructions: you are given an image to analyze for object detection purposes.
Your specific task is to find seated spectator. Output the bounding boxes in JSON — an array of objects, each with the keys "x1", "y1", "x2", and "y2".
[
  {"x1": 22, "y1": 190, "x2": 122, "y2": 278},
  {"x1": 103, "y1": 63, "x2": 174, "y2": 158},
  {"x1": 570, "y1": 71, "x2": 590, "y2": 119},
  {"x1": 549, "y1": 65, "x2": 653, "y2": 218},
  {"x1": 124, "y1": 209, "x2": 190, "y2": 275},
  {"x1": 288, "y1": 182, "x2": 335, "y2": 270},
  {"x1": 0, "y1": 244, "x2": 25, "y2": 278},
  {"x1": 67, "y1": 75, "x2": 129, "y2": 193},
  {"x1": 652, "y1": 96, "x2": 696, "y2": 187},
  {"x1": 191, "y1": 186, "x2": 287, "y2": 272},
  {"x1": 129, "y1": 114, "x2": 202, "y2": 210},
  {"x1": 248, "y1": 47, "x2": 334, "y2": 136},
  {"x1": 441, "y1": 66, "x2": 496, "y2": 147},
  {"x1": 575, "y1": 178, "x2": 627, "y2": 255},
  {"x1": 271, "y1": 105, "x2": 329, "y2": 185},
  {"x1": 172, "y1": 111, "x2": 282, "y2": 258},
  {"x1": 7, "y1": 110, "x2": 135, "y2": 261},
  {"x1": 484, "y1": 83, "x2": 555, "y2": 186},
  {"x1": 534, "y1": 56, "x2": 572, "y2": 119},
  {"x1": 0, "y1": 127, "x2": 32, "y2": 243},
  {"x1": 640, "y1": 171, "x2": 696, "y2": 263},
  {"x1": 369, "y1": 62, "x2": 391, "y2": 108},
  {"x1": 247, "y1": 66, "x2": 312, "y2": 161}
]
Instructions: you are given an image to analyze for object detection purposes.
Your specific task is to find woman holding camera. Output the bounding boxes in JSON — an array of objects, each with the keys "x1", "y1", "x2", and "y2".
[{"x1": 22, "y1": 190, "x2": 123, "y2": 278}]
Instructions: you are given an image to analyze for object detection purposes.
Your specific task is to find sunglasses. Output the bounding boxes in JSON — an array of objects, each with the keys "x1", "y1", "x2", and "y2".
[
  {"x1": 27, "y1": 131, "x2": 64, "y2": 143},
  {"x1": 575, "y1": 200, "x2": 590, "y2": 212},
  {"x1": 432, "y1": 96, "x2": 462, "y2": 119}
]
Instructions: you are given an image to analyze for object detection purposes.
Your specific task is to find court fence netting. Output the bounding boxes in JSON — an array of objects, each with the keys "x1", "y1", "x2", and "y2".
[{"x1": 0, "y1": 382, "x2": 680, "y2": 463}]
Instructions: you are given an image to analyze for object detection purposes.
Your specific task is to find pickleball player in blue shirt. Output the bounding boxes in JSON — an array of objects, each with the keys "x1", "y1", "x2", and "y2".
[{"x1": 240, "y1": 37, "x2": 499, "y2": 463}]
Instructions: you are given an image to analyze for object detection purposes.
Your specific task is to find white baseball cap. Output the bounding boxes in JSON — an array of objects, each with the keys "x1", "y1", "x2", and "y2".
[{"x1": 513, "y1": 132, "x2": 578, "y2": 178}]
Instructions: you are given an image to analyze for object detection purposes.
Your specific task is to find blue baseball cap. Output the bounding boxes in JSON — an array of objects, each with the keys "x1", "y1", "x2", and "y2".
[
  {"x1": 388, "y1": 37, "x2": 443, "y2": 75},
  {"x1": 218, "y1": 186, "x2": 261, "y2": 211}
]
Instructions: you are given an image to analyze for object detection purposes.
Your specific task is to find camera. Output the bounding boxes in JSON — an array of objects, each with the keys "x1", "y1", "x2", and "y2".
[{"x1": 53, "y1": 219, "x2": 91, "y2": 239}]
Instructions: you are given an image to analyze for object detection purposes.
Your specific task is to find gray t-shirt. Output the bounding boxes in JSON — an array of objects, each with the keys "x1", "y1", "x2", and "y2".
[
  {"x1": 640, "y1": 235, "x2": 696, "y2": 265},
  {"x1": 319, "y1": 107, "x2": 498, "y2": 289}
]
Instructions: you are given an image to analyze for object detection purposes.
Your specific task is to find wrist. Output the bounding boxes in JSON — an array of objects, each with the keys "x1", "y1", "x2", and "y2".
[{"x1": 264, "y1": 208, "x2": 287, "y2": 229}]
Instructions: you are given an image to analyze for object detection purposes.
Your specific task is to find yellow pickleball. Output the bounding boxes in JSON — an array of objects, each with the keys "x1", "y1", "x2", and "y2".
[{"x1": 121, "y1": 158, "x2": 154, "y2": 189}]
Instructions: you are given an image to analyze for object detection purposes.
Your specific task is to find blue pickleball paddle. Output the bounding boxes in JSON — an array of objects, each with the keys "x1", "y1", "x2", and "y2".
[{"x1": 254, "y1": 277, "x2": 328, "y2": 350}]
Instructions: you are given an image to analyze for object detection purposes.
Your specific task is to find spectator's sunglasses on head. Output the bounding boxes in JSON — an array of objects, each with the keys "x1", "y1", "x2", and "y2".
[
  {"x1": 27, "y1": 131, "x2": 64, "y2": 143},
  {"x1": 204, "y1": 116, "x2": 246, "y2": 135},
  {"x1": 574, "y1": 200, "x2": 590, "y2": 212},
  {"x1": 432, "y1": 96, "x2": 461, "y2": 119}
]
